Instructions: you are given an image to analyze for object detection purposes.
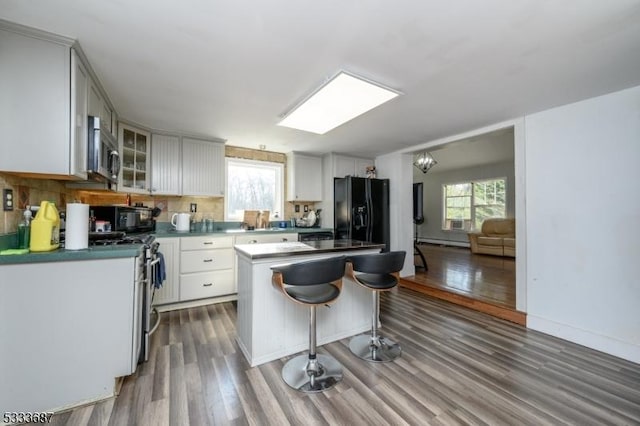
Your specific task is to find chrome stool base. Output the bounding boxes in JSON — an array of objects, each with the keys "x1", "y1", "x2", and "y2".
[
  {"x1": 349, "y1": 334, "x2": 402, "y2": 362},
  {"x1": 282, "y1": 354, "x2": 343, "y2": 393}
]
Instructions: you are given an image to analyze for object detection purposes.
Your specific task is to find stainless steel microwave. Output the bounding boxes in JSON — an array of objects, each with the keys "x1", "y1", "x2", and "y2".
[{"x1": 87, "y1": 116, "x2": 120, "y2": 184}]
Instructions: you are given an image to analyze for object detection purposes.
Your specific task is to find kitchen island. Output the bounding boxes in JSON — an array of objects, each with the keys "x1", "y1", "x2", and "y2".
[{"x1": 234, "y1": 239, "x2": 383, "y2": 366}]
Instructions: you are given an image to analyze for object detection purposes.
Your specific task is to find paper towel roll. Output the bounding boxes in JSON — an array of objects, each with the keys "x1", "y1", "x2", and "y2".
[{"x1": 65, "y1": 203, "x2": 89, "y2": 250}]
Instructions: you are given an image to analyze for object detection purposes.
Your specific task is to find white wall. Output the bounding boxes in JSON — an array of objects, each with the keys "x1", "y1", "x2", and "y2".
[
  {"x1": 525, "y1": 85, "x2": 640, "y2": 363},
  {"x1": 415, "y1": 160, "x2": 516, "y2": 245},
  {"x1": 376, "y1": 152, "x2": 415, "y2": 277}
]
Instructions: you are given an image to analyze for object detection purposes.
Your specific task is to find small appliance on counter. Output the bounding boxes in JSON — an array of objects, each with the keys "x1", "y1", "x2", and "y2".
[
  {"x1": 171, "y1": 212, "x2": 191, "y2": 232},
  {"x1": 90, "y1": 205, "x2": 156, "y2": 234},
  {"x1": 296, "y1": 210, "x2": 318, "y2": 228}
]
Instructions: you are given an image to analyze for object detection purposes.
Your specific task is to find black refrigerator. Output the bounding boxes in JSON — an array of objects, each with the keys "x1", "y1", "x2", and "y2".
[{"x1": 334, "y1": 176, "x2": 390, "y2": 252}]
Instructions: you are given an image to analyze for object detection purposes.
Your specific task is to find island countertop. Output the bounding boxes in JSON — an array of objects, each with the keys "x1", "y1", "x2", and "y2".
[{"x1": 234, "y1": 239, "x2": 384, "y2": 260}]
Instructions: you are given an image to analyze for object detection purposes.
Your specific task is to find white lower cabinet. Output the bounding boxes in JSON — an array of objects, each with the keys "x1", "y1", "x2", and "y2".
[
  {"x1": 180, "y1": 249, "x2": 234, "y2": 273},
  {"x1": 180, "y1": 269, "x2": 235, "y2": 301},
  {"x1": 155, "y1": 233, "x2": 299, "y2": 307},
  {"x1": 179, "y1": 235, "x2": 235, "y2": 301},
  {"x1": 153, "y1": 237, "x2": 180, "y2": 305},
  {"x1": 0, "y1": 257, "x2": 138, "y2": 412}
]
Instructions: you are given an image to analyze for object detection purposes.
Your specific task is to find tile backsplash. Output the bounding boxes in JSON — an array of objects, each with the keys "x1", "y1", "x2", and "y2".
[
  {"x1": 0, "y1": 172, "x2": 76, "y2": 235},
  {"x1": 1, "y1": 145, "x2": 317, "y2": 235}
]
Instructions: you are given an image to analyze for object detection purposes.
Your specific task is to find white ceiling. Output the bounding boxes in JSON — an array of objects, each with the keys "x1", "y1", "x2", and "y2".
[
  {"x1": 2, "y1": 1, "x2": 640, "y2": 159},
  {"x1": 420, "y1": 127, "x2": 515, "y2": 174}
]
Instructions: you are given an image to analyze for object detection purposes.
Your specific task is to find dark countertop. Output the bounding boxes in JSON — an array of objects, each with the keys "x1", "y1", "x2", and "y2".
[
  {"x1": 234, "y1": 239, "x2": 384, "y2": 260},
  {"x1": 0, "y1": 228, "x2": 336, "y2": 264},
  {"x1": 0, "y1": 244, "x2": 144, "y2": 265},
  {"x1": 153, "y1": 227, "x2": 333, "y2": 238}
]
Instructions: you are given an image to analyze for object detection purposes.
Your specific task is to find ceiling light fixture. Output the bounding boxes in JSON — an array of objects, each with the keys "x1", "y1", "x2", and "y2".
[
  {"x1": 277, "y1": 71, "x2": 401, "y2": 135},
  {"x1": 414, "y1": 151, "x2": 437, "y2": 173}
]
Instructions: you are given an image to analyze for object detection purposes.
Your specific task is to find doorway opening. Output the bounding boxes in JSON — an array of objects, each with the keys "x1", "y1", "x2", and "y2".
[{"x1": 403, "y1": 126, "x2": 523, "y2": 324}]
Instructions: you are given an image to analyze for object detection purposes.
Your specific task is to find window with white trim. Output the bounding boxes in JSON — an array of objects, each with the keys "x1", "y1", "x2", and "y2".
[
  {"x1": 442, "y1": 178, "x2": 506, "y2": 231},
  {"x1": 225, "y1": 158, "x2": 284, "y2": 221}
]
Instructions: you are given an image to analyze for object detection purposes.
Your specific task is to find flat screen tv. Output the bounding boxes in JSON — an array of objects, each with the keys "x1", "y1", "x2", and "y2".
[{"x1": 413, "y1": 182, "x2": 424, "y2": 224}]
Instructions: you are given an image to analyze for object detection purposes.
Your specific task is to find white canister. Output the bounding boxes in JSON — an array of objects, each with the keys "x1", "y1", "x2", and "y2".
[{"x1": 171, "y1": 212, "x2": 191, "y2": 232}]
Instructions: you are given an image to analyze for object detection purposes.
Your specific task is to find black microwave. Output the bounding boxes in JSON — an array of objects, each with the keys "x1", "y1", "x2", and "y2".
[{"x1": 91, "y1": 206, "x2": 155, "y2": 233}]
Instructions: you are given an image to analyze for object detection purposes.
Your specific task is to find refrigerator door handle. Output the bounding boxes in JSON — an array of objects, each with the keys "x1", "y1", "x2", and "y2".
[{"x1": 366, "y1": 181, "x2": 374, "y2": 242}]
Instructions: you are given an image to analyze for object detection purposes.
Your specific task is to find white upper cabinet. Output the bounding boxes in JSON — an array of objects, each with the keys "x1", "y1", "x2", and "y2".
[
  {"x1": 0, "y1": 23, "x2": 89, "y2": 178},
  {"x1": 88, "y1": 80, "x2": 115, "y2": 140},
  {"x1": 119, "y1": 123, "x2": 150, "y2": 193},
  {"x1": 334, "y1": 154, "x2": 374, "y2": 178},
  {"x1": 182, "y1": 138, "x2": 225, "y2": 196},
  {"x1": 70, "y1": 50, "x2": 89, "y2": 180},
  {"x1": 287, "y1": 153, "x2": 322, "y2": 201},
  {"x1": 151, "y1": 133, "x2": 182, "y2": 195}
]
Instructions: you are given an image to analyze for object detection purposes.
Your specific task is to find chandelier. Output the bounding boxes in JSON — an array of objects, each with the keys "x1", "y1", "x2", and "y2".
[{"x1": 413, "y1": 151, "x2": 437, "y2": 173}]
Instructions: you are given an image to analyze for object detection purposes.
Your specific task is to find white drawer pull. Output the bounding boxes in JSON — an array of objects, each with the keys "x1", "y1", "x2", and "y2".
[
  {"x1": 203, "y1": 283, "x2": 213, "y2": 287},
  {"x1": 203, "y1": 241, "x2": 213, "y2": 245},
  {"x1": 203, "y1": 259, "x2": 213, "y2": 262},
  {"x1": 249, "y1": 240, "x2": 258, "y2": 244}
]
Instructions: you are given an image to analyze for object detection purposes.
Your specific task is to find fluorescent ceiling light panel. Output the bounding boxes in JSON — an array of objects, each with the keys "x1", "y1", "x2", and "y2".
[{"x1": 277, "y1": 71, "x2": 401, "y2": 134}]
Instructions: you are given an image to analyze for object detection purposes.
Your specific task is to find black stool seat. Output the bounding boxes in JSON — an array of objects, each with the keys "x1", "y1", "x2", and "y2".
[
  {"x1": 352, "y1": 273, "x2": 397, "y2": 290},
  {"x1": 346, "y1": 251, "x2": 406, "y2": 363},
  {"x1": 285, "y1": 284, "x2": 341, "y2": 305},
  {"x1": 271, "y1": 256, "x2": 346, "y2": 393}
]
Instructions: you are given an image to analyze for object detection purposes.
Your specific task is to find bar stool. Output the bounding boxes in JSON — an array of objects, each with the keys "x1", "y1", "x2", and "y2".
[
  {"x1": 271, "y1": 256, "x2": 346, "y2": 393},
  {"x1": 346, "y1": 251, "x2": 406, "y2": 362}
]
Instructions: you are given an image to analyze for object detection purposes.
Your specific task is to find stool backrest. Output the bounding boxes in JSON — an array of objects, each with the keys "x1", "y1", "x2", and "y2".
[
  {"x1": 272, "y1": 256, "x2": 346, "y2": 286},
  {"x1": 348, "y1": 251, "x2": 406, "y2": 275}
]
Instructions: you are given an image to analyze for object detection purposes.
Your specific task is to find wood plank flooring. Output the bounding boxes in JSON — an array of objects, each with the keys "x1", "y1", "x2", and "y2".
[
  {"x1": 411, "y1": 244, "x2": 516, "y2": 308},
  {"x1": 43, "y1": 289, "x2": 640, "y2": 425},
  {"x1": 403, "y1": 244, "x2": 525, "y2": 324}
]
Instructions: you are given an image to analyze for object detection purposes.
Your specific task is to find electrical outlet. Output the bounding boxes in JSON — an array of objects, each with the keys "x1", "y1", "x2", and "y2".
[
  {"x1": 294, "y1": 204, "x2": 300, "y2": 213},
  {"x1": 190, "y1": 203, "x2": 197, "y2": 212},
  {"x1": 304, "y1": 205, "x2": 309, "y2": 212},
  {"x1": 3, "y1": 189, "x2": 14, "y2": 211}
]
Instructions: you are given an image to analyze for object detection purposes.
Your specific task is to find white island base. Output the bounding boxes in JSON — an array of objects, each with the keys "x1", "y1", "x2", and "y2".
[{"x1": 235, "y1": 242, "x2": 382, "y2": 367}]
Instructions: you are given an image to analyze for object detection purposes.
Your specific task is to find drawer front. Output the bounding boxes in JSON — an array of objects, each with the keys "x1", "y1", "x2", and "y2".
[
  {"x1": 180, "y1": 270, "x2": 235, "y2": 301},
  {"x1": 234, "y1": 233, "x2": 297, "y2": 245},
  {"x1": 180, "y1": 248, "x2": 234, "y2": 273},
  {"x1": 181, "y1": 235, "x2": 233, "y2": 251}
]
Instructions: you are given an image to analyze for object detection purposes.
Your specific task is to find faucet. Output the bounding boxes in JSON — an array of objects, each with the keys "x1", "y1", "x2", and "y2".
[{"x1": 256, "y1": 211, "x2": 262, "y2": 229}]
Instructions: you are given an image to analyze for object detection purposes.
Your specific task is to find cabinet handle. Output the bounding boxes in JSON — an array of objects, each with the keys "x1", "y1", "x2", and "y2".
[
  {"x1": 282, "y1": 238, "x2": 288, "y2": 242},
  {"x1": 249, "y1": 240, "x2": 257, "y2": 244},
  {"x1": 203, "y1": 259, "x2": 213, "y2": 262},
  {"x1": 203, "y1": 242, "x2": 213, "y2": 245},
  {"x1": 203, "y1": 283, "x2": 213, "y2": 287}
]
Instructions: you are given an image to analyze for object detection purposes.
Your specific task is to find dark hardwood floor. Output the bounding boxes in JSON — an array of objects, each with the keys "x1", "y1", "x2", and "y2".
[
  {"x1": 44, "y1": 289, "x2": 640, "y2": 425},
  {"x1": 403, "y1": 243, "x2": 523, "y2": 324}
]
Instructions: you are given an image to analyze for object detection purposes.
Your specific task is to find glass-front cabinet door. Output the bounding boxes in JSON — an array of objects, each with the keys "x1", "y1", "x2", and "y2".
[{"x1": 119, "y1": 123, "x2": 150, "y2": 193}]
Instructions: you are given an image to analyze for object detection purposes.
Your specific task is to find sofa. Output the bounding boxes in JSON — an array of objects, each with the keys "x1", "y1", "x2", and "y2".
[{"x1": 468, "y1": 218, "x2": 515, "y2": 257}]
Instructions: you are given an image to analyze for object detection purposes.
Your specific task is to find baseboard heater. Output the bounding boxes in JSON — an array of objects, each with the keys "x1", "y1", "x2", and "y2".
[{"x1": 417, "y1": 238, "x2": 470, "y2": 248}]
